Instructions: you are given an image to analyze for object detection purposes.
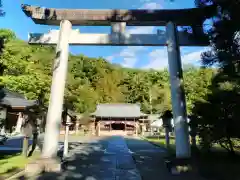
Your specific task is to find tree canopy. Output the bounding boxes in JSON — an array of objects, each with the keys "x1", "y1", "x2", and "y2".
[
  {"x1": 0, "y1": 29, "x2": 215, "y2": 116},
  {"x1": 192, "y1": 0, "x2": 240, "y2": 154}
]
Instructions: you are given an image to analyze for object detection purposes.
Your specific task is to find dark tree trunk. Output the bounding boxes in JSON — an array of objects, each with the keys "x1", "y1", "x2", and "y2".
[
  {"x1": 227, "y1": 137, "x2": 235, "y2": 157},
  {"x1": 28, "y1": 131, "x2": 38, "y2": 157}
]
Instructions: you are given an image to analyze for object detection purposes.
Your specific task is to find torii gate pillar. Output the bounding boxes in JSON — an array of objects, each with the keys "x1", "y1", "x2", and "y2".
[
  {"x1": 42, "y1": 20, "x2": 72, "y2": 159},
  {"x1": 166, "y1": 21, "x2": 190, "y2": 158}
]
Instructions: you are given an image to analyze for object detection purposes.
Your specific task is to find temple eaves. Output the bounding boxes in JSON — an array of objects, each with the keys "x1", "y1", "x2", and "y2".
[{"x1": 21, "y1": 4, "x2": 216, "y2": 26}]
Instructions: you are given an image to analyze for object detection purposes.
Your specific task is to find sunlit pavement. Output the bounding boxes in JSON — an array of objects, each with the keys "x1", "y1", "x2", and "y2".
[
  {"x1": 36, "y1": 136, "x2": 141, "y2": 180},
  {"x1": 126, "y1": 137, "x2": 207, "y2": 180},
  {"x1": 14, "y1": 135, "x2": 207, "y2": 180},
  {"x1": 126, "y1": 137, "x2": 177, "y2": 180}
]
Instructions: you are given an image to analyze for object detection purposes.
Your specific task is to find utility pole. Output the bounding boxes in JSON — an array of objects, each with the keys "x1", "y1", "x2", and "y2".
[
  {"x1": 149, "y1": 87, "x2": 153, "y2": 135},
  {"x1": 149, "y1": 88, "x2": 153, "y2": 115},
  {"x1": 64, "y1": 115, "x2": 71, "y2": 158}
]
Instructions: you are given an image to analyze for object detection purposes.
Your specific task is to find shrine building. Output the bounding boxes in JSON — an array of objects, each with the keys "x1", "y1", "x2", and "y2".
[{"x1": 91, "y1": 103, "x2": 148, "y2": 133}]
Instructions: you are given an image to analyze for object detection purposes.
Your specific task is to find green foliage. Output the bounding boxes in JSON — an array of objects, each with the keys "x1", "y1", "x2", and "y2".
[
  {"x1": 196, "y1": 0, "x2": 240, "y2": 77},
  {"x1": 184, "y1": 67, "x2": 216, "y2": 113},
  {"x1": 0, "y1": 29, "x2": 16, "y2": 42},
  {"x1": 0, "y1": 29, "x2": 215, "y2": 118},
  {"x1": 192, "y1": 71, "x2": 240, "y2": 154},
  {"x1": 0, "y1": 37, "x2": 52, "y2": 103},
  {"x1": 192, "y1": 0, "x2": 240, "y2": 154}
]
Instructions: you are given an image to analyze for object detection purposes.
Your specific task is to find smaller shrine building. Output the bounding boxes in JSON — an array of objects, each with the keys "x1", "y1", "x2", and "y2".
[{"x1": 91, "y1": 103, "x2": 148, "y2": 133}]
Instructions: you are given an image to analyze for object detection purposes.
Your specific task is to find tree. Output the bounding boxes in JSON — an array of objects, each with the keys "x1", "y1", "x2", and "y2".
[
  {"x1": 193, "y1": 0, "x2": 240, "y2": 154},
  {"x1": 0, "y1": 29, "x2": 215, "y2": 120},
  {"x1": 195, "y1": 0, "x2": 240, "y2": 76},
  {"x1": 192, "y1": 83, "x2": 240, "y2": 154},
  {"x1": 184, "y1": 67, "x2": 215, "y2": 114},
  {"x1": 0, "y1": 37, "x2": 52, "y2": 102},
  {"x1": 0, "y1": 29, "x2": 16, "y2": 75}
]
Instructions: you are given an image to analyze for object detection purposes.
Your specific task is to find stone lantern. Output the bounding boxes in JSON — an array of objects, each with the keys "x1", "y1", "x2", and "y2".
[{"x1": 161, "y1": 110, "x2": 173, "y2": 149}]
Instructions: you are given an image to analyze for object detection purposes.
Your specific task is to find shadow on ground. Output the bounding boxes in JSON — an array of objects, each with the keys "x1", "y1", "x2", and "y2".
[
  {"x1": 13, "y1": 136, "x2": 219, "y2": 180},
  {"x1": 131, "y1": 137, "x2": 240, "y2": 180},
  {"x1": 194, "y1": 150, "x2": 240, "y2": 180},
  {"x1": 125, "y1": 137, "x2": 210, "y2": 180},
  {"x1": 16, "y1": 136, "x2": 119, "y2": 180}
]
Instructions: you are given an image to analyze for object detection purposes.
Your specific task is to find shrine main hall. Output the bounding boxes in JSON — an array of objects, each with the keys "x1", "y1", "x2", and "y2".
[{"x1": 91, "y1": 103, "x2": 148, "y2": 134}]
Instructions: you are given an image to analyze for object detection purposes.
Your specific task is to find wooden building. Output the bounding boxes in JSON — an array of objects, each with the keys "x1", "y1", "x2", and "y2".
[
  {"x1": 0, "y1": 88, "x2": 38, "y2": 133},
  {"x1": 91, "y1": 103, "x2": 148, "y2": 135}
]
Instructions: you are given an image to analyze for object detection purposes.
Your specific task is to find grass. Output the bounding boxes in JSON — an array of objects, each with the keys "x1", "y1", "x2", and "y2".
[
  {"x1": 59, "y1": 130, "x2": 86, "y2": 137},
  {"x1": 0, "y1": 151, "x2": 40, "y2": 178},
  {"x1": 145, "y1": 136, "x2": 176, "y2": 154},
  {"x1": 145, "y1": 136, "x2": 240, "y2": 180}
]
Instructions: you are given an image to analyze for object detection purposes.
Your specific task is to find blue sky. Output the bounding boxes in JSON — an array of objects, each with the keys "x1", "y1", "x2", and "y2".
[{"x1": 0, "y1": 0, "x2": 206, "y2": 69}]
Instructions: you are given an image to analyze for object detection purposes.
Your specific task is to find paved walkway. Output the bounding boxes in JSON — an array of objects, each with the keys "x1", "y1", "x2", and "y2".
[
  {"x1": 17, "y1": 136, "x2": 206, "y2": 180},
  {"x1": 126, "y1": 137, "x2": 207, "y2": 180},
  {"x1": 35, "y1": 136, "x2": 141, "y2": 180}
]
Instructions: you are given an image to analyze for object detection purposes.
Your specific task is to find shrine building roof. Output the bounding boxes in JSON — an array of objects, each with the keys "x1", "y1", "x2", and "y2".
[
  {"x1": 92, "y1": 103, "x2": 146, "y2": 118},
  {"x1": 0, "y1": 88, "x2": 37, "y2": 109}
]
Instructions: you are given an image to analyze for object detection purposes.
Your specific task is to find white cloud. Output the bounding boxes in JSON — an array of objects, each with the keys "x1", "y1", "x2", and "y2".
[
  {"x1": 105, "y1": 55, "x2": 114, "y2": 62},
  {"x1": 120, "y1": 47, "x2": 143, "y2": 57},
  {"x1": 181, "y1": 50, "x2": 203, "y2": 64},
  {"x1": 122, "y1": 2, "x2": 159, "y2": 64},
  {"x1": 120, "y1": 47, "x2": 145, "y2": 67},
  {"x1": 106, "y1": 47, "x2": 205, "y2": 69},
  {"x1": 143, "y1": 48, "x2": 169, "y2": 69},
  {"x1": 105, "y1": 47, "x2": 145, "y2": 68},
  {"x1": 140, "y1": 0, "x2": 152, "y2": 2},
  {"x1": 126, "y1": 27, "x2": 155, "y2": 34},
  {"x1": 143, "y1": 48, "x2": 205, "y2": 70},
  {"x1": 122, "y1": 57, "x2": 138, "y2": 68},
  {"x1": 140, "y1": 2, "x2": 162, "y2": 9}
]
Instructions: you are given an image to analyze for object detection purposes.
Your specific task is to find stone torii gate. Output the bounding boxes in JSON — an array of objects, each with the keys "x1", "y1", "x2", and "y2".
[{"x1": 22, "y1": 4, "x2": 214, "y2": 167}]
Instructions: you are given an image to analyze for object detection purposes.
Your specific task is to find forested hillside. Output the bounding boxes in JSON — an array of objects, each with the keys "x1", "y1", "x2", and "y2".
[{"x1": 0, "y1": 29, "x2": 215, "y2": 114}]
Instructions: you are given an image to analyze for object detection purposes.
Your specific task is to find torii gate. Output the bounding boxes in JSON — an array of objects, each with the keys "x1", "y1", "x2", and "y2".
[{"x1": 22, "y1": 4, "x2": 214, "y2": 163}]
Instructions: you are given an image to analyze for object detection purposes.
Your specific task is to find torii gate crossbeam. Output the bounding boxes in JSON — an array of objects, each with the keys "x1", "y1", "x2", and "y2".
[
  {"x1": 28, "y1": 30, "x2": 208, "y2": 46},
  {"x1": 22, "y1": 4, "x2": 213, "y2": 172}
]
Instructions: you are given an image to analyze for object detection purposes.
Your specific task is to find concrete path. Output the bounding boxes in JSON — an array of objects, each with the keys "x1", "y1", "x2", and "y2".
[
  {"x1": 35, "y1": 136, "x2": 141, "y2": 180},
  {"x1": 15, "y1": 135, "x2": 207, "y2": 180},
  {"x1": 125, "y1": 137, "x2": 207, "y2": 180},
  {"x1": 103, "y1": 136, "x2": 141, "y2": 180}
]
